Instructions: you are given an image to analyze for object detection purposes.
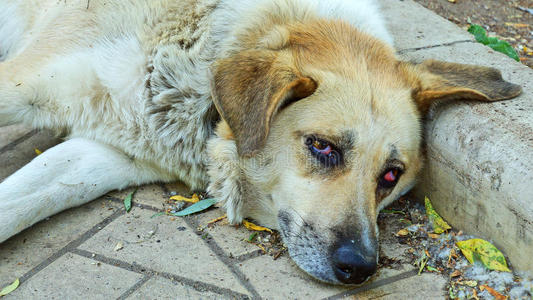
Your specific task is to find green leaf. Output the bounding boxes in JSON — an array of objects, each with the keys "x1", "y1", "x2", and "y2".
[
  {"x1": 456, "y1": 238, "x2": 511, "y2": 272},
  {"x1": 489, "y1": 41, "x2": 520, "y2": 62},
  {"x1": 0, "y1": 278, "x2": 20, "y2": 296},
  {"x1": 426, "y1": 266, "x2": 438, "y2": 272},
  {"x1": 247, "y1": 232, "x2": 258, "y2": 242},
  {"x1": 172, "y1": 198, "x2": 217, "y2": 216},
  {"x1": 124, "y1": 189, "x2": 137, "y2": 213},
  {"x1": 151, "y1": 212, "x2": 165, "y2": 218},
  {"x1": 468, "y1": 24, "x2": 489, "y2": 44},
  {"x1": 468, "y1": 24, "x2": 520, "y2": 61},
  {"x1": 425, "y1": 197, "x2": 451, "y2": 234}
]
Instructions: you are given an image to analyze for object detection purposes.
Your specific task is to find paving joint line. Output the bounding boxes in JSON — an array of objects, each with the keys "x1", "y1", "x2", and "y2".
[
  {"x1": 184, "y1": 216, "x2": 262, "y2": 299},
  {"x1": 17, "y1": 209, "x2": 125, "y2": 285},
  {"x1": 71, "y1": 249, "x2": 250, "y2": 299},
  {"x1": 397, "y1": 39, "x2": 474, "y2": 55},
  {"x1": 0, "y1": 129, "x2": 38, "y2": 154},
  {"x1": 116, "y1": 274, "x2": 153, "y2": 300},
  {"x1": 323, "y1": 269, "x2": 418, "y2": 300}
]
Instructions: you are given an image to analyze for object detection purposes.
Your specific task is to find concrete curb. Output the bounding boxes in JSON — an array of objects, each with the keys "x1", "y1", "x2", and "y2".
[{"x1": 380, "y1": 0, "x2": 533, "y2": 273}]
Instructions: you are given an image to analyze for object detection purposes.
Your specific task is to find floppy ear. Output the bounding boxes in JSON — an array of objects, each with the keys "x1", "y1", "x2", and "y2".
[
  {"x1": 211, "y1": 49, "x2": 317, "y2": 157},
  {"x1": 404, "y1": 60, "x2": 522, "y2": 114}
]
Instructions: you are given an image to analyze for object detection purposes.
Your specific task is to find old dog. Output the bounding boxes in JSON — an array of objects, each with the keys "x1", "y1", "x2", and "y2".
[{"x1": 0, "y1": 0, "x2": 521, "y2": 284}]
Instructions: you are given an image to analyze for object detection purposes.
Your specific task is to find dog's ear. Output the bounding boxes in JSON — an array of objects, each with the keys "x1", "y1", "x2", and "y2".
[
  {"x1": 211, "y1": 49, "x2": 317, "y2": 157},
  {"x1": 403, "y1": 60, "x2": 522, "y2": 114}
]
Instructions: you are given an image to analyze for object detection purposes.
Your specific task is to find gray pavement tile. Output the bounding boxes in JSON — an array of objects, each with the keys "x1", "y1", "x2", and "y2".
[
  {"x1": 354, "y1": 268, "x2": 447, "y2": 299},
  {"x1": 238, "y1": 255, "x2": 348, "y2": 299},
  {"x1": 5, "y1": 253, "x2": 142, "y2": 299},
  {"x1": 378, "y1": 0, "x2": 473, "y2": 50},
  {"x1": 107, "y1": 184, "x2": 169, "y2": 211},
  {"x1": 78, "y1": 208, "x2": 249, "y2": 295},
  {"x1": 0, "y1": 124, "x2": 33, "y2": 149},
  {"x1": 128, "y1": 276, "x2": 232, "y2": 300},
  {"x1": 191, "y1": 208, "x2": 260, "y2": 259},
  {"x1": 0, "y1": 198, "x2": 119, "y2": 288},
  {"x1": 0, "y1": 130, "x2": 61, "y2": 181}
]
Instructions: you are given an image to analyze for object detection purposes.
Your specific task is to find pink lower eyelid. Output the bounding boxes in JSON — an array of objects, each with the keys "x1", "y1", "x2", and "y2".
[
  {"x1": 320, "y1": 146, "x2": 332, "y2": 155},
  {"x1": 384, "y1": 171, "x2": 396, "y2": 182}
]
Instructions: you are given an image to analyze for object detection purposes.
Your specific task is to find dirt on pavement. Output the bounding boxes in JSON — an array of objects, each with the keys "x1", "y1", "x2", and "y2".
[{"x1": 413, "y1": 0, "x2": 533, "y2": 68}]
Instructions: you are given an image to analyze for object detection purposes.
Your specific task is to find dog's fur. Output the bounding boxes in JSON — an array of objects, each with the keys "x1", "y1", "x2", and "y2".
[{"x1": 0, "y1": 0, "x2": 521, "y2": 284}]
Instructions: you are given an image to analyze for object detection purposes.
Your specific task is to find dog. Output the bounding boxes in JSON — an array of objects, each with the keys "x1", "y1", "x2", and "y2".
[{"x1": 0, "y1": 0, "x2": 521, "y2": 285}]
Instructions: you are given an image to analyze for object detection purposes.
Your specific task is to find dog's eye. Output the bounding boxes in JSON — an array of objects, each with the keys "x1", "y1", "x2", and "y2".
[
  {"x1": 378, "y1": 168, "x2": 402, "y2": 189},
  {"x1": 305, "y1": 137, "x2": 341, "y2": 167}
]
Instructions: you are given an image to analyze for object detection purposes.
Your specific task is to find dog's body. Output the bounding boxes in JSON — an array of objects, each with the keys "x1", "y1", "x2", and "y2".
[{"x1": 0, "y1": 0, "x2": 521, "y2": 284}]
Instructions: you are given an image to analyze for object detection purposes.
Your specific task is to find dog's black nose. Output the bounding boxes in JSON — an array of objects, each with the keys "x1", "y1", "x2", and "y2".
[{"x1": 332, "y1": 242, "x2": 377, "y2": 284}]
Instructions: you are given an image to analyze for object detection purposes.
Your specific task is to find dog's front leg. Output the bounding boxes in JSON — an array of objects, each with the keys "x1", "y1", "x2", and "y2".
[{"x1": 0, "y1": 138, "x2": 163, "y2": 243}]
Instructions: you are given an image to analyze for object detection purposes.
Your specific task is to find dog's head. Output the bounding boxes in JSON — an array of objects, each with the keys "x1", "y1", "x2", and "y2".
[{"x1": 207, "y1": 20, "x2": 521, "y2": 284}]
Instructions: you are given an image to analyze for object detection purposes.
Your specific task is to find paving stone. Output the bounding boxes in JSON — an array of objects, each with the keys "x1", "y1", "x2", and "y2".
[
  {"x1": 239, "y1": 255, "x2": 348, "y2": 299},
  {"x1": 5, "y1": 253, "x2": 142, "y2": 299},
  {"x1": 401, "y1": 42, "x2": 533, "y2": 273},
  {"x1": 378, "y1": 0, "x2": 473, "y2": 50},
  {"x1": 355, "y1": 268, "x2": 447, "y2": 299},
  {"x1": 0, "y1": 198, "x2": 119, "y2": 288},
  {"x1": 78, "y1": 208, "x2": 249, "y2": 295},
  {"x1": 0, "y1": 124, "x2": 33, "y2": 149},
  {"x1": 0, "y1": 130, "x2": 61, "y2": 181},
  {"x1": 128, "y1": 276, "x2": 231, "y2": 300},
  {"x1": 191, "y1": 208, "x2": 259, "y2": 258},
  {"x1": 107, "y1": 184, "x2": 168, "y2": 211}
]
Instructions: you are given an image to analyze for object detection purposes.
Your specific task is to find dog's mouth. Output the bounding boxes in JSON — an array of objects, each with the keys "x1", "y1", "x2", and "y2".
[{"x1": 277, "y1": 210, "x2": 378, "y2": 285}]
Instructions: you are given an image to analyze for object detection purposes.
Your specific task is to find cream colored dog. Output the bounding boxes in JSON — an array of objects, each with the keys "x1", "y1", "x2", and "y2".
[{"x1": 0, "y1": 0, "x2": 521, "y2": 284}]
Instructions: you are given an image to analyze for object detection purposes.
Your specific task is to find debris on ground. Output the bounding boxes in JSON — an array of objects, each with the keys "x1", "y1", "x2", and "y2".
[
  {"x1": 123, "y1": 189, "x2": 136, "y2": 213},
  {"x1": 414, "y1": 0, "x2": 533, "y2": 68},
  {"x1": 0, "y1": 278, "x2": 20, "y2": 297},
  {"x1": 382, "y1": 196, "x2": 533, "y2": 299}
]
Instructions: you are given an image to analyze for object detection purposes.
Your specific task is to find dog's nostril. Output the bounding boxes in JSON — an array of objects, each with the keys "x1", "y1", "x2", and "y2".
[{"x1": 332, "y1": 244, "x2": 377, "y2": 284}]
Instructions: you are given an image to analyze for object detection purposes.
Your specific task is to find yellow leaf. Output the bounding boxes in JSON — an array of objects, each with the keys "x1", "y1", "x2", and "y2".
[
  {"x1": 0, "y1": 278, "x2": 20, "y2": 296},
  {"x1": 242, "y1": 220, "x2": 272, "y2": 233},
  {"x1": 395, "y1": 228, "x2": 409, "y2": 237},
  {"x1": 170, "y1": 193, "x2": 199, "y2": 203},
  {"x1": 34, "y1": 148, "x2": 42, "y2": 155},
  {"x1": 425, "y1": 197, "x2": 451, "y2": 234},
  {"x1": 456, "y1": 239, "x2": 511, "y2": 272}
]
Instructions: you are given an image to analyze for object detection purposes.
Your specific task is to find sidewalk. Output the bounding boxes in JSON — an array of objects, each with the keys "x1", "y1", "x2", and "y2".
[{"x1": 1, "y1": 0, "x2": 531, "y2": 298}]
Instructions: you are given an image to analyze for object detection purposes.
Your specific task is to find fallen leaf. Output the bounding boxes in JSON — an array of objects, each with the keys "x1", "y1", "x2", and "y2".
[
  {"x1": 247, "y1": 232, "x2": 257, "y2": 242},
  {"x1": 124, "y1": 189, "x2": 136, "y2": 213},
  {"x1": 428, "y1": 233, "x2": 440, "y2": 239},
  {"x1": 395, "y1": 229, "x2": 409, "y2": 237},
  {"x1": 0, "y1": 279, "x2": 20, "y2": 297},
  {"x1": 207, "y1": 214, "x2": 227, "y2": 225},
  {"x1": 426, "y1": 265, "x2": 438, "y2": 272},
  {"x1": 243, "y1": 220, "x2": 273, "y2": 233},
  {"x1": 468, "y1": 25, "x2": 520, "y2": 61},
  {"x1": 504, "y1": 22, "x2": 530, "y2": 28},
  {"x1": 458, "y1": 280, "x2": 477, "y2": 287},
  {"x1": 425, "y1": 197, "x2": 451, "y2": 234},
  {"x1": 456, "y1": 239, "x2": 511, "y2": 272},
  {"x1": 450, "y1": 270, "x2": 462, "y2": 277},
  {"x1": 448, "y1": 0, "x2": 456, "y2": 3},
  {"x1": 34, "y1": 148, "x2": 42, "y2": 155},
  {"x1": 170, "y1": 194, "x2": 200, "y2": 203},
  {"x1": 114, "y1": 241, "x2": 124, "y2": 251},
  {"x1": 172, "y1": 198, "x2": 217, "y2": 216},
  {"x1": 480, "y1": 285, "x2": 507, "y2": 300},
  {"x1": 151, "y1": 212, "x2": 165, "y2": 218}
]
